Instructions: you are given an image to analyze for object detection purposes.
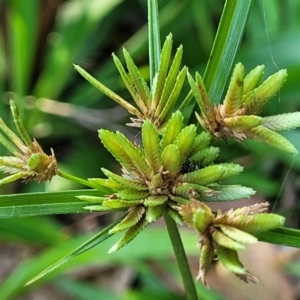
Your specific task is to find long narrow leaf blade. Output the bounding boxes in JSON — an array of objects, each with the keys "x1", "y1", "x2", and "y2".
[
  {"x1": 25, "y1": 217, "x2": 124, "y2": 285},
  {"x1": 148, "y1": 0, "x2": 161, "y2": 86},
  {"x1": 0, "y1": 189, "x2": 106, "y2": 219},
  {"x1": 255, "y1": 227, "x2": 300, "y2": 248}
]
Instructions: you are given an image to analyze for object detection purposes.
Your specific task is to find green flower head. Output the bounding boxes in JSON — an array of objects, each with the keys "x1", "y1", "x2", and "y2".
[{"x1": 77, "y1": 111, "x2": 255, "y2": 253}]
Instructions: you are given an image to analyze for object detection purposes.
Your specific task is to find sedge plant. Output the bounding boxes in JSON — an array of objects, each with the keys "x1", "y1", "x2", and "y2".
[{"x1": 1, "y1": 1, "x2": 300, "y2": 299}]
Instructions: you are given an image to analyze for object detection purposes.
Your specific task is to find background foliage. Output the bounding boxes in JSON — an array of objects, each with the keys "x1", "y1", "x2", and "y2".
[{"x1": 0, "y1": 0, "x2": 300, "y2": 299}]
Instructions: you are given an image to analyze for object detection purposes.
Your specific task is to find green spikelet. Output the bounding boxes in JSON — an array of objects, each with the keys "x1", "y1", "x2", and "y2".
[
  {"x1": 223, "y1": 63, "x2": 245, "y2": 116},
  {"x1": 150, "y1": 173, "x2": 164, "y2": 189},
  {"x1": 174, "y1": 125, "x2": 197, "y2": 164},
  {"x1": 10, "y1": 100, "x2": 32, "y2": 148},
  {"x1": 181, "y1": 165, "x2": 225, "y2": 185},
  {"x1": 197, "y1": 238, "x2": 214, "y2": 285},
  {"x1": 212, "y1": 230, "x2": 245, "y2": 250},
  {"x1": 0, "y1": 172, "x2": 31, "y2": 185},
  {"x1": 123, "y1": 48, "x2": 151, "y2": 107},
  {"x1": 142, "y1": 120, "x2": 161, "y2": 173},
  {"x1": 98, "y1": 130, "x2": 133, "y2": 169},
  {"x1": 166, "y1": 206, "x2": 183, "y2": 225},
  {"x1": 173, "y1": 184, "x2": 196, "y2": 200},
  {"x1": 83, "y1": 205, "x2": 114, "y2": 212},
  {"x1": 103, "y1": 199, "x2": 143, "y2": 209},
  {"x1": 220, "y1": 163, "x2": 244, "y2": 179},
  {"x1": 74, "y1": 65, "x2": 141, "y2": 117},
  {"x1": 169, "y1": 195, "x2": 190, "y2": 205},
  {"x1": 161, "y1": 144, "x2": 181, "y2": 176},
  {"x1": 224, "y1": 115, "x2": 262, "y2": 130},
  {"x1": 203, "y1": 185, "x2": 256, "y2": 202},
  {"x1": 193, "y1": 208, "x2": 213, "y2": 234},
  {"x1": 116, "y1": 132, "x2": 152, "y2": 177},
  {"x1": 158, "y1": 66, "x2": 187, "y2": 124},
  {"x1": 243, "y1": 65, "x2": 265, "y2": 95},
  {"x1": 181, "y1": 163, "x2": 242, "y2": 185},
  {"x1": 184, "y1": 183, "x2": 209, "y2": 195},
  {"x1": 152, "y1": 33, "x2": 173, "y2": 109},
  {"x1": 216, "y1": 245, "x2": 246, "y2": 274},
  {"x1": 188, "y1": 72, "x2": 212, "y2": 116},
  {"x1": 190, "y1": 146, "x2": 220, "y2": 167},
  {"x1": 250, "y1": 125, "x2": 298, "y2": 154},
  {"x1": 155, "y1": 44, "x2": 183, "y2": 116},
  {"x1": 217, "y1": 225, "x2": 257, "y2": 244},
  {"x1": 143, "y1": 195, "x2": 168, "y2": 206},
  {"x1": 88, "y1": 178, "x2": 122, "y2": 191},
  {"x1": 230, "y1": 213, "x2": 285, "y2": 233},
  {"x1": 190, "y1": 132, "x2": 212, "y2": 155},
  {"x1": 108, "y1": 217, "x2": 148, "y2": 253},
  {"x1": 262, "y1": 112, "x2": 300, "y2": 132},
  {"x1": 245, "y1": 69, "x2": 287, "y2": 114},
  {"x1": 109, "y1": 206, "x2": 146, "y2": 234},
  {"x1": 100, "y1": 168, "x2": 148, "y2": 190},
  {"x1": 161, "y1": 111, "x2": 184, "y2": 148},
  {"x1": 146, "y1": 205, "x2": 164, "y2": 223},
  {"x1": 76, "y1": 195, "x2": 106, "y2": 203},
  {"x1": 112, "y1": 53, "x2": 145, "y2": 112},
  {"x1": 116, "y1": 189, "x2": 150, "y2": 200}
]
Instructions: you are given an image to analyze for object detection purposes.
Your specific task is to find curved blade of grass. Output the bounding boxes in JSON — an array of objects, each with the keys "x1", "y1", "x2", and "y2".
[
  {"x1": 204, "y1": 0, "x2": 252, "y2": 104},
  {"x1": 187, "y1": 0, "x2": 252, "y2": 122},
  {"x1": 148, "y1": 0, "x2": 161, "y2": 86},
  {"x1": 254, "y1": 227, "x2": 300, "y2": 248},
  {"x1": 0, "y1": 189, "x2": 107, "y2": 219},
  {"x1": 0, "y1": 227, "x2": 199, "y2": 299},
  {"x1": 25, "y1": 216, "x2": 123, "y2": 286}
]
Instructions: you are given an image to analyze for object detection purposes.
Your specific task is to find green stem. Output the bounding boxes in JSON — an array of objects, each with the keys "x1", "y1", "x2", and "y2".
[{"x1": 163, "y1": 212, "x2": 198, "y2": 300}]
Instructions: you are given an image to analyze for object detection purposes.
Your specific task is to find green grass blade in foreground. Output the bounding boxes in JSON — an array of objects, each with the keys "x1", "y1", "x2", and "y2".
[
  {"x1": 148, "y1": 0, "x2": 161, "y2": 86},
  {"x1": 204, "y1": 0, "x2": 252, "y2": 104},
  {"x1": 25, "y1": 217, "x2": 123, "y2": 286},
  {"x1": 0, "y1": 189, "x2": 107, "y2": 219},
  {"x1": 255, "y1": 227, "x2": 300, "y2": 248},
  {"x1": 0, "y1": 227, "x2": 199, "y2": 299}
]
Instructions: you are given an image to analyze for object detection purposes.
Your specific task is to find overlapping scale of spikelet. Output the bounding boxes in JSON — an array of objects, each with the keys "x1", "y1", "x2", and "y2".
[
  {"x1": 77, "y1": 111, "x2": 255, "y2": 253},
  {"x1": 179, "y1": 199, "x2": 285, "y2": 286},
  {"x1": 188, "y1": 63, "x2": 300, "y2": 154}
]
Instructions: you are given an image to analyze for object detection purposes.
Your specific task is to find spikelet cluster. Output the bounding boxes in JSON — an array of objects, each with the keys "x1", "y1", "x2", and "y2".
[
  {"x1": 179, "y1": 199, "x2": 285, "y2": 286},
  {"x1": 0, "y1": 100, "x2": 57, "y2": 184},
  {"x1": 75, "y1": 34, "x2": 187, "y2": 130},
  {"x1": 188, "y1": 63, "x2": 300, "y2": 154},
  {"x1": 77, "y1": 111, "x2": 255, "y2": 253}
]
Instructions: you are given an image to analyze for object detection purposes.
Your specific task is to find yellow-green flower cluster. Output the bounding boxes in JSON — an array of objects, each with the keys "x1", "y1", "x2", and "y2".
[
  {"x1": 179, "y1": 199, "x2": 285, "y2": 286},
  {"x1": 188, "y1": 63, "x2": 300, "y2": 154},
  {"x1": 78, "y1": 111, "x2": 255, "y2": 253},
  {"x1": 0, "y1": 100, "x2": 57, "y2": 184},
  {"x1": 75, "y1": 34, "x2": 188, "y2": 131}
]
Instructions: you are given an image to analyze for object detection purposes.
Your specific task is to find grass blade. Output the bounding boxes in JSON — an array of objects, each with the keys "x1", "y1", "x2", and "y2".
[
  {"x1": 25, "y1": 217, "x2": 123, "y2": 285},
  {"x1": 0, "y1": 189, "x2": 106, "y2": 219},
  {"x1": 148, "y1": 0, "x2": 161, "y2": 86}
]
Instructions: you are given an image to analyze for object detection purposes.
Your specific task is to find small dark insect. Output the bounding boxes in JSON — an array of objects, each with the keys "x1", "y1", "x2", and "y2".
[{"x1": 181, "y1": 158, "x2": 201, "y2": 173}]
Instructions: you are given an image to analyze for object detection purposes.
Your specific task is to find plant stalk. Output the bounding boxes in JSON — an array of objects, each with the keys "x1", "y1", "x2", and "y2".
[{"x1": 164, "y1": 212, "x2": 198, "y2": 300}]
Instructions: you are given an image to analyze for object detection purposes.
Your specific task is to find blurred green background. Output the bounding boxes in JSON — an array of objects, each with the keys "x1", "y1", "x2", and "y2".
[{"x1": 1, "y1": 0, "x2": 300, "y2": 299}]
